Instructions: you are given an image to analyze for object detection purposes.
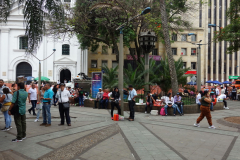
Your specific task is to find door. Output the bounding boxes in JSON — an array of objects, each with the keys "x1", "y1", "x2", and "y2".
[
  {"x1": 60, "y1": 69, "x2": 71, "y2": 83},
  {"x1": 16, "y1": 62, "x2": 32, "y2": 81}
]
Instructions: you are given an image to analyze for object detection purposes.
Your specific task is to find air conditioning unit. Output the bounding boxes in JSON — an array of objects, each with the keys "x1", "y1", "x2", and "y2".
[{"x1": 92, "y1": 64, "x2": 97, "y2": 68}]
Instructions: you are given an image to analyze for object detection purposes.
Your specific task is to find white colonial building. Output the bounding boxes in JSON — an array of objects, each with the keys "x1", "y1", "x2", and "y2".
[{"x1": 0, "y1": 1, "x2": 88, "y2": 83}]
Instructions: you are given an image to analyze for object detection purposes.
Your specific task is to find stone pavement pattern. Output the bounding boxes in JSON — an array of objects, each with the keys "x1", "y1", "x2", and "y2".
[{"x1": 0, "y1": 100, "x2": 239, "y2": 160}]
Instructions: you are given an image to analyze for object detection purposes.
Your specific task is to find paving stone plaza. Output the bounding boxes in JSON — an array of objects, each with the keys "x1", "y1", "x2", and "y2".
[{"x1": 0, "y1": 101, "x2": 239, "y2": 160}]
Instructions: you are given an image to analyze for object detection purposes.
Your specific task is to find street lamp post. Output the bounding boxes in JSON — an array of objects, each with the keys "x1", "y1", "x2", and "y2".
[
  {"x1": 116, "y1": 7, "x2": 151, "y2": 116},
  {"x1": 187, "y1": 33, "x2": 203, "y2": 91},
  {"x1": 139, "y1": 31, "x2": 157, "y2": 96}
]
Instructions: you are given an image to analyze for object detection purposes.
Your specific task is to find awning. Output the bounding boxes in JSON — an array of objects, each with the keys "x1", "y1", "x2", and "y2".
[{"x1": 185, "y1": 71, "x2": 197, "y2": 75}]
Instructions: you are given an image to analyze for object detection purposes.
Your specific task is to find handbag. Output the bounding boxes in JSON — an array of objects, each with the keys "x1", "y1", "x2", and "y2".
[
  {"x1": 10, "y1": 91, "x2": 19, "y2": 115},
  {"x1": 60, "y1": 92, "x2": 70, "y2": 109},
  {"x1": 1, "y1": 105, "x2": 9, "y2": 112}
]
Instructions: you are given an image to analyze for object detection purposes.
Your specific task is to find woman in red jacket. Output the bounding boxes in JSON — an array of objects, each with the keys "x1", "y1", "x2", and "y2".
[{"x1": 101, "y1": 89, "x2": 109, "y2": 109}]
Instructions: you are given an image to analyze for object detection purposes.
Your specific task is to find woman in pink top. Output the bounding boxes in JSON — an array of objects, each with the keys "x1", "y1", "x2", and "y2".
[{"x1": 101, "y1": 89, "x2": 109, "y2": 109}]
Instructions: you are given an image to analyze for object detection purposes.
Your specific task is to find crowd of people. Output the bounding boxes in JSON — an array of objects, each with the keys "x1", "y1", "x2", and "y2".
[{"x1": 0, "y1": 76, "x2": 238, "y2": 142}]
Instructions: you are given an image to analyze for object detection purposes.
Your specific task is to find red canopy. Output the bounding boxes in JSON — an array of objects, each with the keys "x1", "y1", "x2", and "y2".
[{"x1": 185, "y1": 71, "x2": 197, "y2": 75}]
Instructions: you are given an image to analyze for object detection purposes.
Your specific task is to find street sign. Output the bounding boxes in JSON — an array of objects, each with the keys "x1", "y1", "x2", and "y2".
[{"x1": 229, "y1": 76, "x2": 240, "y2": 79}]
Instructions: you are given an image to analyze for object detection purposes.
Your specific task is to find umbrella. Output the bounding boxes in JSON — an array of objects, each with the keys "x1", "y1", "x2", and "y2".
[
  {"x1": 34, "y1": 76, "x2": 50, "y2": 81},
  {"x1": 25, "y1": 76, "x2": 35, "y2": 81},
  {"x1": 206, "y1": 80, "x2": 213, "y2": 83},
  {"x1": 185, "y1": 71, "x2": 197, "y2": 75},
  {"x1": 187, "y1": 82, "x2": 196, "y2": 85},
  {"x1": 212, "y1": 80, "x2": 220, "y2": 84},
  {"x1": 222, "y1": 81, "x2": 232, "y2": 84}
]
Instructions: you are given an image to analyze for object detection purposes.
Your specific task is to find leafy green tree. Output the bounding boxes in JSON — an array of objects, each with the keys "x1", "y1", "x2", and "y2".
[
  {"x1": 151, "y1": 57, "x2": 190, "y2": 93},
  {"x1": 123, "y1": 63, "x2": 152, "y2": 91},
  {"x1": 0, "y1": 0, "x2": 64, "y2": 53},
  {"x1": 214, "y1": 0, "x2": 240, "y2": 53},
  {"x1": 102, "y1": 65, "x2": 118, "y2": 91}
]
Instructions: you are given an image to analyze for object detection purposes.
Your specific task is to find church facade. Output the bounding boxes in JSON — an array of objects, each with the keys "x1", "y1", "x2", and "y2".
[{"x1": 0, "y1": 2, "x2": 88, "y2": 83}]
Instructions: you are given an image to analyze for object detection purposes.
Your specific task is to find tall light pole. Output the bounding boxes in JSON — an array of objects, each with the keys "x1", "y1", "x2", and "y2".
[
  {"x1": 188, "y1": 33, "x2": 202, "y2": 91},
  {"x1": 116, "y1": 7, "x2": 151, "y2": 116},
  {"x1": 139, "y1": 31, "x2": 157, "y2": 96}
]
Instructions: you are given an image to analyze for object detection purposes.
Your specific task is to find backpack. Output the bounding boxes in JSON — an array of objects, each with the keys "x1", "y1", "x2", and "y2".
[{"x1": 160, "y1": 107, "x2": 166, "y2": 116}]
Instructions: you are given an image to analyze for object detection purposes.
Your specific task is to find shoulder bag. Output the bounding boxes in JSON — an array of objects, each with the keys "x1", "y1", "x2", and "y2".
[
  {"x1": 60, "y1": 92, "x2": 70, "y2": 109},
  {"x1": 10, "y1": 91, "x2": 19, "y2": 115}
]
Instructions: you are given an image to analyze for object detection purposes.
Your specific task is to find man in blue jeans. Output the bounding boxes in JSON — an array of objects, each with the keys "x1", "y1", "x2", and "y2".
[
  {"x1": 78, "y1": 87, "x2": 84, "y2": 107},
  {"x1": 40, "y1": 83, "x2": 53, "y2": 127}
]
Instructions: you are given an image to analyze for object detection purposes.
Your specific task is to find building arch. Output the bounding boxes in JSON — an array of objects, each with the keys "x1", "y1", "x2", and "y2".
[
  {"x1": 9, "y1": 56, "x2": 37, "y2": 81},
  {"x1": 16, "y1": 62, "x2": 32, "y2": 80}
]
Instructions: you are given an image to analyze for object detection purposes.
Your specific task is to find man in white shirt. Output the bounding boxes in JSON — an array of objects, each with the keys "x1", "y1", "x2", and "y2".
[
  {"x1": 218, "y1": 93, "x2": 229, "y2": 109},
  {"x1": 94, "y1": 88, "x2": 103, "y2": 109},
  {"x1": 196, "y1": 91, "x2": 202, "y2": 106},
  {"x1": 215, "y1": 85, "x2": 219, "y2": 96},
  {"x1": 57, "y1": 80, "x2": 60, "y2": 85},
  {"x1": 55, "y1": 83, "x2": 72, "y2": 126},
  {"x1": 28, "y1": 84, "x2": 37, "y2": 115},
  {"x1": 126, "y1": 85, "x2": 137, "y2": 121}
]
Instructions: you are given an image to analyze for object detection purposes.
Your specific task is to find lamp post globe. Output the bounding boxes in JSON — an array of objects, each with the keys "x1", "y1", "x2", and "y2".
[{"x1": 139, "y1": 31, "x2": 157, "y2": 54}]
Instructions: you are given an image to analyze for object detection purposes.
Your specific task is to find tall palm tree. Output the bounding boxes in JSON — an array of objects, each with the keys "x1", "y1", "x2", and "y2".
[
  {"x1": 102, "y1": 65, "x2": 118, "y2": 91},
  {"x1": 160, "y1": 0, "x2": 179, "y2": 95}
]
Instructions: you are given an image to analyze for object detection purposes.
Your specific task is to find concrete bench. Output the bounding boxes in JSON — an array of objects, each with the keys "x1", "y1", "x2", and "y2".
[{"x1": 83, "y1": 99, "x2": 224, "y2": 115}]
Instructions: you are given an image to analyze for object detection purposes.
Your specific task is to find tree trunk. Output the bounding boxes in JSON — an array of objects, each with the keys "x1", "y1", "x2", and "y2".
[{"x1": 159, "y1": 0, "x2": 178, "y2": 95}]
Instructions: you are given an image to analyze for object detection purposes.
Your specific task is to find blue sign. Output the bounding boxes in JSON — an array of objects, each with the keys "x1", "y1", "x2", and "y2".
[{"x1": 92, "y1": 72, "x2": 103, "y2": 98}]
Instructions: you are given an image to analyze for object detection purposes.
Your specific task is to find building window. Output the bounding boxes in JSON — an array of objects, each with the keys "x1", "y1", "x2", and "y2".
[
  {"x1": 102, "y1": 60, "x2": 108, "y2": 67},
  {"x1": 112, "y1": 61, "x2": 118, "y2": 68},
  {"x1": 152, "y1": 49, "x2": 158, "y2": 55},
  {"x1": 62, "y1": 44, "x2": 70, "y2": 55},
  {"x1": 191, "y1": 62, "x2": 196, "y2": 70},
  {"x1": 102, "y1": 46, "x2": 108, "y2": 54},
  {"x1": 172, "y1": 48, "x2": 177, "y2": 55},
  {"x1": 129, "y1": 48, "x2": 136, "y2": 55},
  {"x1": 112, "y1": 48, "x2": 116, "y2": 54},
  {"x1": 191, "y1": 35, "x2": 197, "y2": 42},
  {"x1": 183, "y1": 62, "x2": 186, "y2": 69},
  {"x1": 19, "y1": 37, "x2": 28, "y2": 49},
  {"x1": 64, "y1": 0, "x2": 71, "y2": 2},
  {"x1": 172, "y1": 34, "x2": 177, "y2": 41},
  {"x1": 191, "y1": 48, "x2": 196, "y2": 55},
  {"x1": 181, "y1": 35, "x2": 187, "y2": 41},
  {"x1": 181, "y1": 48, "x2": 187, "y2": 56},
  {"x1": 91, "y1": 60, "x2": 97, "y2": 68}
]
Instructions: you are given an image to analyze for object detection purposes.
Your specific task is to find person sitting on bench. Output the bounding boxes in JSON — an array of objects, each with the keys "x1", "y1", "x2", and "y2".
[{"x1": 164, "y1": 93, "x2": 182, "y2": 116}]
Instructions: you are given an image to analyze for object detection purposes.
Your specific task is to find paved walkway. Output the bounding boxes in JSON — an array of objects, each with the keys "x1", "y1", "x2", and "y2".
[{"x1": 0, "y1": 100, "x2": 239, "y2": 160}]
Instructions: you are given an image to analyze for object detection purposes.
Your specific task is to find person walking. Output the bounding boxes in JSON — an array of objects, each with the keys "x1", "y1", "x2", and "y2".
[
  {"x1": 145, "y1": 92, "x2": 155, "y2": 114},
  {"x1": 0, "y1": 79, "x2": 12, "y2": 109},
  {"x1": 78, "y1": 87, "x2": 85, "y2": 107},
  {"x1": 0, "y1": 88, "x2": 12, "y2": 131},
  {"x1": 40, "y1": 83, "x2": 54, "y2": 127},
  {"x1": 194, "y1": 90, "x2": 216, "y2": 129},
  {"x1": 109, "y1": 88, "x2": 121, "y2": 120},
  {"x1": 94, "y1": 88, "x2": 103, "y2": 109},
  {"x1": 28, "y1": 84, "x2": 37, "y2": 115},
  {"x1": 8, "y1": 83, "x2": 28, "y2": 142},
  {"x1": 52, "y1": 85, "x2": 58, "y2": 106},
  {"x1": 56, "y1": 83, "x2": 72, "y2": 126},
  {"x1": 126, "y1": 85, "x2": 137, "y2": 121},
  {"x1": 34, "y1": 86, "x2": 45, "y2": 122}
]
